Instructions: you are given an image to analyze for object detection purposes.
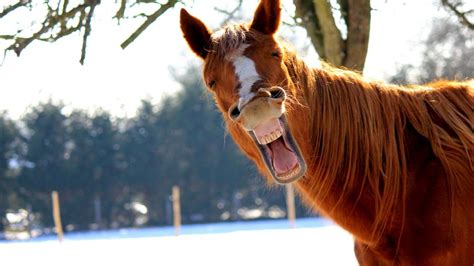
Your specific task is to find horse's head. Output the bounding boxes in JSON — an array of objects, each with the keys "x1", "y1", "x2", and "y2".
[{"x1": 180, "y1": 0, "x2": 306, "y2": 183}]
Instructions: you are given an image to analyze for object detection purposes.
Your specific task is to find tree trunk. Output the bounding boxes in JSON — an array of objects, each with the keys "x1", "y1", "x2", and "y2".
[
  {"x1": 344, "y1": 0, "x2": 370, "y2": 70},
  {"x1": 293, "y1": 0, "x2": 371, "y2": 72},
  {"x1": 313, "y1": 0, "x2": 344, "y2": 66}
]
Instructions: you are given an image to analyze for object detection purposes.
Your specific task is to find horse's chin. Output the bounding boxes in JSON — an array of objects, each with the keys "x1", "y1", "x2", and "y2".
[{"x1": 251, "y1": 116, "x2": 307, "y2": 184}]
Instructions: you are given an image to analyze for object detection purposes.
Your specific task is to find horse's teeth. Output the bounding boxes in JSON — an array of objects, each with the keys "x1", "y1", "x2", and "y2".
[
  {"x1": 280, "y1": 164, "x2": 301, "y2": 180},
  {"x1": 258, "y1": 129, "x2": 282, "y2": 145}
]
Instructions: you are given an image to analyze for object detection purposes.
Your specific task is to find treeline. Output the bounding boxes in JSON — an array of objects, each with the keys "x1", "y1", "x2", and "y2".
[{"x1": 0, "y1": 67, "x2": 312, "y2": 233}]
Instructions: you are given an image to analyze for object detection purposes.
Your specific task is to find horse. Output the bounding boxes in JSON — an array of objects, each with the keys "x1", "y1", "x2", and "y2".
[{"x1": 179, "y1": 0, "x2": 474, "y2": 264}]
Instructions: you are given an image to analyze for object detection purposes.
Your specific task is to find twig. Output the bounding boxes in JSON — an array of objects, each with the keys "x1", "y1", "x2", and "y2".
[
  {"x1": 80, "y1": 2, "x2": 98, "y2": 65},
  {"x1": 0, "y1": 0, "x2": 30, "y2": 19},
  {"x1": 282, "y1": 4, "x2": 301, "y2": 27},
  {"x1": 60, "y1": 0, "x2": 70, "y2": 30},
  {"x1": 214, "y1": 0, "x2": 243, "y2": 25},
  {"x1": 5, "y1": 2, "x2": 92, "y2": 57},
  {"x1": 114, "y1": 0, "x2": 127, "y2": 23},
  {"x1": 0, "y1": 35, "x2": 15, "y2": 40},
  {"x1": 120, "y1": 0, "x2": 179, "y2": 49},
  {"x1": 441, "y1": 0, "x2": 474, "y2": 30}
]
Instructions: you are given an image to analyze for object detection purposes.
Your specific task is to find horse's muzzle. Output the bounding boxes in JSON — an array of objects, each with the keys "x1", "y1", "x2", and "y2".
[
  {"x1": 227, "y1": 87, "x2": 307, "y2": 184},
  {"x1": 227, "y1": 86, "x2": 286, "y2": 131}
]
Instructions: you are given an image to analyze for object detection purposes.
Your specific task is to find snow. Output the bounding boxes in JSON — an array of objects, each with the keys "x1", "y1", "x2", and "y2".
[{"x1": 0, "y1": 220, "x2": 357, "y2": 266}]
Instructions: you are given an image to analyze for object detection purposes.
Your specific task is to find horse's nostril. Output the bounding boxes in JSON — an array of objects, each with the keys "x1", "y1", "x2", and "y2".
[
  {"x1": 270, "y1": 88, "x2": 285, "y2": 99},
  {"x1": 229, "y1": 105, "x2": 241, "y2": 119}
]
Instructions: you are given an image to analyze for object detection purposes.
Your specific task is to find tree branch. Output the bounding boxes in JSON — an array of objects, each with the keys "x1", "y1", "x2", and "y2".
[
  {"x1": 0, "y1": 0, "x2": 30, "y2": 19},
  {"x1": 7, "y1": 16, "x2": 52, "y2": 56},
  {"x1": 344, "y1": 0, "x2": 370, "y2": 71},
  {"x1": 1, "y1": 0, "x2": 106, "y2": 64},
  {"x1": 60, "y1": 0, "x2": 70, "y2": 31},
  {"x1": 120, "y1": 0, "x2": 179, "y2": 49},
  {"x1": 80, "y1": 2, "x2": 99, "y2": 65},
  {"x1": 0, "y1": 35, "x2": 15, "y2": 40},
  {"x1": 214, "y1": 0, "x2": 243, "y2": 25},
  {"x1": 114, "y1": 0, "x2": 127, "y2": 23},
  {"x1": 441, "y1": 0, "x2": 474, "y2": 30},
  {"x1": 5, "y1": 2, "x2": 93, "y2": 56}
]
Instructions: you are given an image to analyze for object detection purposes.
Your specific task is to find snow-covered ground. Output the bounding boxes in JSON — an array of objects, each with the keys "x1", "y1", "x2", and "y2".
[{"x1": 0, "y1": 219, "x2": 357, "y2": 266}]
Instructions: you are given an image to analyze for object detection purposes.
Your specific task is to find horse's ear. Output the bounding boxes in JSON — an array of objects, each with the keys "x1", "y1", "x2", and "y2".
[
  {"x1": 180, "y1": 8, "x2": 212, "y2": 59},
  {"x1": 250, "y1": 0, "x2": 281, "y2": 35}
]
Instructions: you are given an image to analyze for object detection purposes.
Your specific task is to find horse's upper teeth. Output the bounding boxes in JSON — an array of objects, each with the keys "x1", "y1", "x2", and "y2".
[{"x1": 258, "y1": 129, "x2": 282, "y2": 145}]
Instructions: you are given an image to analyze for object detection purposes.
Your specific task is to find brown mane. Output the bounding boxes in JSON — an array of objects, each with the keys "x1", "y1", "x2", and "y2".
[
  {"x1": 180, "y1": 2, "x2": 474, "y2": 264},
  {"x1": 284, "y1": 47, "x2": 473, "y2": 239}
]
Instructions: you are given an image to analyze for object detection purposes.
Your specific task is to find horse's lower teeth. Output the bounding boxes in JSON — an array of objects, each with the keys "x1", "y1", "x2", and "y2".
[{"x1": 280, "y1": 164, "x2": 300, "y2": 180}]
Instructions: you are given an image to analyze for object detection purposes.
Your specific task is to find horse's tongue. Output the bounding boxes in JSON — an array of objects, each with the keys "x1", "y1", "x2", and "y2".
[{"x1": 269, "y1": 139, "x2": 298, "y2": 174}]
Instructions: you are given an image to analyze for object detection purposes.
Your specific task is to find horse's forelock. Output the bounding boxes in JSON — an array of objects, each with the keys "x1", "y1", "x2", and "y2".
[{"x1": 210, "y1": 24, "x2": 252, "y2": 59}]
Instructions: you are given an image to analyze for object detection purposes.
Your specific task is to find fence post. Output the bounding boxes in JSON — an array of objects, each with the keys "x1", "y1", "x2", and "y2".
[
  {"x1": 285, "y1": 184, "x2": 296, "y2": 228},
  {"x1": 51, "y1": 191, "x2": 64, "y2": 242},
  {"x1": 172, "y1": 186, "x2": 181, "y2": 236}
]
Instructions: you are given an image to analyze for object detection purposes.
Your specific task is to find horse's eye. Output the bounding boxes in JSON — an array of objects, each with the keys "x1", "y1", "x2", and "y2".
[
  {"x1": 208, "y1": 80, "x2": 216, "y2": 89},
  {"x1": 270, "y1": 88, "x2": 284, "y2": 99},
  {"x1": 229, "y1": 105, "x2": 241, "y2": 119},
  {"x1": 271, "y1": 51, "x2": 281, "y2": 58}
]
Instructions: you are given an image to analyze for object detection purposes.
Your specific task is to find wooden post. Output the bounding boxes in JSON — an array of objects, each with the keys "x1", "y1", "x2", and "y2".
[
  {"x1": 172, "y1": 186, "x2": 181, "y2": 236},
  {"x1": 285, "y1": 184, "x2": 296, "y2": 228},
  {"x1": 51, "y1": 191, "x2": 64, "y2": 242}
]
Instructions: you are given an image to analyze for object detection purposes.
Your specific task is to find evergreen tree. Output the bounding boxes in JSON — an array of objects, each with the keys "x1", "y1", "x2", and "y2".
[
  {"x1": 66, "y1": 110, "x2": 120, "y2": 229},
  {"x1": 0, "y1": 112, "x2": 22, "y2": 232},
  {"x1": 18, "y1": 102, "x2": 69, "y2": 228}
]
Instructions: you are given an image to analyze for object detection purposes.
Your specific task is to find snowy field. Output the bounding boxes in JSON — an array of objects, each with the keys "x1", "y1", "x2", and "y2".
[{"x1": 0, "y1": 218, "x2": 357, "y2": 266}]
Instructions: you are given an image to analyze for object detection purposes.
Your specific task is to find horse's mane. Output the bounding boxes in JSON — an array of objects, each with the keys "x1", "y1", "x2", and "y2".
[{"x1": 283, "y1": 46, "x2": 474, "y2": 242}]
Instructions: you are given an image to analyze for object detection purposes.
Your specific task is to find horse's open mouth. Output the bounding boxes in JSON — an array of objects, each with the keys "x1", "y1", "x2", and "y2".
[{"x1": 251, "y1": 116, "x2": 307, "y2": 184}]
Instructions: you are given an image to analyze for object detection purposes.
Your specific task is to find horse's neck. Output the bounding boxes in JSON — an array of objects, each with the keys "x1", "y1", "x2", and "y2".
[
  {"x1": 284, "y1": 55, "x2": 405, "y2": 243},
  {"x1": 284, "y1": 53, "x2": 474, "y2": 251}
]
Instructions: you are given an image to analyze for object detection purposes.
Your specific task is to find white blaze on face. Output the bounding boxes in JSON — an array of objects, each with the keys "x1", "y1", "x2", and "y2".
[{"x1": 231, "y1": 45, "x2": 261, "y2": 110}]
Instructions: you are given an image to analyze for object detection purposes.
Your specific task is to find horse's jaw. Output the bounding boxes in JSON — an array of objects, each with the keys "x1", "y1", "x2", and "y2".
[
  {"x1": 227, "y1": 87, "x2": 307, "y2": 184},
  {"x1": 251, "y1": 115, "x2": 307, "y2": 184}
]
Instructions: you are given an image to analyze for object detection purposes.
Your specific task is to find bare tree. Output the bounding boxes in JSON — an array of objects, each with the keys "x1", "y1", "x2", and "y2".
[
  {"x1": 391, "y1": 17, "x2": 474, "y2": 84},
  {"x1": 0, "y1": 0, "x2": 180, "y2": 64},
  {"x1": 292, "y1": 0, "x2": 370, "y2": 71},
  {"x1": 0, "y1": 0, "x2": 471, "y2": 68}
]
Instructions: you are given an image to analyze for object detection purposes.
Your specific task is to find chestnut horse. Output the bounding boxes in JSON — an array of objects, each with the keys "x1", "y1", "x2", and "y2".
[{"x1": 179, "y1": 0, "x2": 474, "y2": 264}]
